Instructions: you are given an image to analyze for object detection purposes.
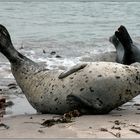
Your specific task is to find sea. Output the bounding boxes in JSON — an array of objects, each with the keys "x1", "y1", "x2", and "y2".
[{"x1": 0, "y1": 2, "x2": 140, "y2": 116}]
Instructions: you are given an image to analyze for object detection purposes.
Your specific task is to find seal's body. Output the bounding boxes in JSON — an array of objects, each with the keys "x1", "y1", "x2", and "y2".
[
  {"x1": 0, "y1": 25, "x2": 140, "y2": 114},
  {"x1": 12, "y1": 60, "x2": 140, "y2": 114}
]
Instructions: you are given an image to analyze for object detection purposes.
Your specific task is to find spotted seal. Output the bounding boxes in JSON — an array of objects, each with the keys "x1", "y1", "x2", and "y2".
[
  {"x1": 110, "y1": 25, "x2": 140, "y2": 65},
  {"x1": 0, "y1": 24, "x2": 140, "y2": 114}
]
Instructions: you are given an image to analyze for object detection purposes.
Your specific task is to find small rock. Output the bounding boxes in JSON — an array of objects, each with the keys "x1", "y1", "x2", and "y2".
[
  {"x1": 130, "y1": 129, "x2": 140, "y2": 134},
  {"x1": 111, "y1": 126, "x2": 121, "y2": 130},
  {"x1": 4, "y1": 101, "x2": 14, "y2": 107},
  {"x1": 134, "y1": 103, "x2": 140, "y2": 106},
  {"x1": 56, "y1": 55, "x2": 62, "y2": 58},
  {"x1": 114, "y1": 120, "x2": 121, "y2": 125},
  {"x1": 115, "y1": 132, "x2": 121, "y2": 138},
  {"x1": 0, "y1": 123, "x2": 9, "y2": 129},
  {"x1": 50, "y1": 51, "x2": 56, "y2": 55},
  {"x1": 38, "y1": 130, "x2": 44, "y2": 133},
  {"x1": 0, "y1": 97, "x2": 6, "y2": 108},
  {"x1": 100, "y1": 128, "x2": 108, "y2": 132},
  {"x1": 19, "y1": 46, "x2": 24, "y2": 50},
  {"x1": 43, "y1": 50, "x2": 46, "y2": 54}
]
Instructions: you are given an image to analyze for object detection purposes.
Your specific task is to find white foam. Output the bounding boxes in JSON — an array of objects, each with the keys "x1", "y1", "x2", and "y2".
[{"x1": 38, "y1": 57, "x2": 81, "y2": 70}]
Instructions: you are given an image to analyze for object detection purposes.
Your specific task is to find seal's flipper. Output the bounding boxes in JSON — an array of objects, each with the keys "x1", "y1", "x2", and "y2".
[
  {"x1": 0, "y1": 24, "x2": 12, "y2": 44},
  {"x1": 0, "y1": 25, "x2": 35, "y2": 64},
  {"x1": 109, "y1": 34, "x2": 124, "y2": 63},
  {"x1": 66, "y1": 94, "x2": 109, "y2": 114},
  {"x1": 115, "y1": 25, "x2": 133, "y2": 48},
  {"x1": 58, "y1": 63, "x2": 87, "y2": 79},
  {"x1": 0, "y1": 24, "x2": 13, "y2": 51}
]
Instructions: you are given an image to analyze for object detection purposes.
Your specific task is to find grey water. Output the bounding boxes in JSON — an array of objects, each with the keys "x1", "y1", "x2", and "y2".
[{"x1": 0, "y1": 2, "x2": 140, "y2": 116}]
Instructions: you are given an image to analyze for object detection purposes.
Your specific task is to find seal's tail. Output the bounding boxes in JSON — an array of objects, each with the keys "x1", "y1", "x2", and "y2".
[
  {"x1": 115, "y1": 25, "x2": 133, "y2": 48},
  {"x1": 0, "y1": 24, "x2": 25, "y2": 63}
]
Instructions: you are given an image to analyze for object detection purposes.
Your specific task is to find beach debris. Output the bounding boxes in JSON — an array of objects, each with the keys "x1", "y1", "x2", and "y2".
[
  {"x1": 0, "y1": 97, "x2": 6, "y2": 108},
  {"x1": 115, "y1": 132, "x2": 121, "y2": 138},
  {"x1": 109, "y1": 120, "x2": 126, "y2": 126},
  {"x1": 111, "y1": 126, "x2": 121, "y2": 130},
  {"x1": 0, "y1": 96, "x2": 14, "y2": 108},
  {"x1": 4, "y1": 101, "x2": 14, "y2": 107},
  {"x1": 0, "y1": 96, "x2": 14, "y2": 117},
  {"x1": 50, "y1": 51, "x2": 56, "y2": 55},
  {"x1": 130, "y1": 129, "x2": 140, "y2": 134},
  {"x1": 114, "y1": 120, "x2": 121, "y2": 125},
  {"x1": 100, "y1": 128, "x2": 121, "y2": 138},
  {"x1": 0, "y1": 123, "x2": 10, "y2": 129},
  {"x1": 135, "y1": 113, "x2": 140, "y2": 115},
  {"x1": 38, "y1": 129, "x2": 44, "y2": 133},
  {"x1": 100, "y1": 128, "x2": 108, "y2": 132},
  {"x1": 43, "y1": 50, "x2": 46, "y2": 54},
  {"x1": 134, "y1": 103, "x2": 140, "y2": 106},
  {"x1": 41, "y1": 110, "x2": 80, "y2": 127},
  {"x1": 56, "y1": 55, "x2": 62, "y2": 58}
]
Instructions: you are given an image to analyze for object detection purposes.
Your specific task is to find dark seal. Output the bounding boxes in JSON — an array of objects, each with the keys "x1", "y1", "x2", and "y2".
[{"x1": 110, "y1": 25, "x2": 140, "y2": 65}]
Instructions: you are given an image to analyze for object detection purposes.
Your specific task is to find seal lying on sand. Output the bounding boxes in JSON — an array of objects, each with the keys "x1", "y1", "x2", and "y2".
[
  {"x1": 0, "y1": 25, "x2": 140, "y2": 114},
  {"x1": 110, "y1": 25, "x2": 140, "y2": 65}
]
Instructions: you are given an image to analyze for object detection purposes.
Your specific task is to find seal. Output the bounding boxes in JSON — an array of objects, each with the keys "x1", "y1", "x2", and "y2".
[
  {"x1": 110, "y1": 25, "x2": 140, "y2": 65},
  {"x1": 0, "y1": 24, "x2": 140, "y2": 114}
]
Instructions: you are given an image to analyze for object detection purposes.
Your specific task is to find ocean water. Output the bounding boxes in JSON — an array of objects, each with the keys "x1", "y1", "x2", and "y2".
[
  {"x1": 0, "y1": 2, "x2": 140, "y2": 116},
  {"x1": 0, "y1": 2, "x2": 140, "y2": 70}
]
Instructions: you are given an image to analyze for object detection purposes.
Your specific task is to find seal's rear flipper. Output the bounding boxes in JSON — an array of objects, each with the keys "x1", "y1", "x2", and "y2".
[
  {"x1": 115, "y1": 25, "x2": 133, "y2": 48},
  {"x1": 0, "y1": 25, "x2": 35, "y2": 64},
  {"x1": 0, "y1": 24, "x2": 13, "y2": 51}
]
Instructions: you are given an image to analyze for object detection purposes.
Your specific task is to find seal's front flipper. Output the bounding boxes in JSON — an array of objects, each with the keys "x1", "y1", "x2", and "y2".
[
  {"x1": 115, "y1": 25, "x2": 133, "y2": 48},
  {"x1": 58, "y1": 63, "x2": 87, "y2": 79},
  {"x1": 66, "y1": 94, "x2": 108, "y2": 114}
]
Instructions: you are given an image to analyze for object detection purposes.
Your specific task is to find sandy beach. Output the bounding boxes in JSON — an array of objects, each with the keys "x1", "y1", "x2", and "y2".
[{"x1": 1, "y1": 88, "x2": 140, "y2": 138}]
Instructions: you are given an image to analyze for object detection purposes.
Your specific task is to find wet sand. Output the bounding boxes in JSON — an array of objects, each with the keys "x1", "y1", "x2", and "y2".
[{"x1": 1, "y1": 104, "x2": 140, "y2": 138}]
